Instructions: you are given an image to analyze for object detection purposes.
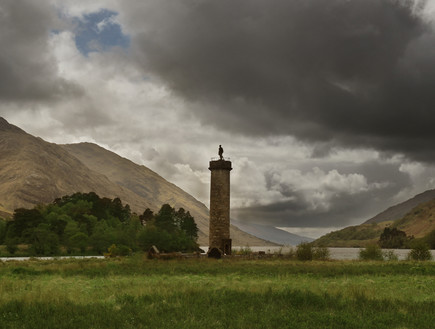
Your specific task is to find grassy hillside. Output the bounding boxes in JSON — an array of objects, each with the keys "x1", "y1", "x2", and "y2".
[
  {"x1": 312, "y1": 222, "x2": 388, "y2": 247},
  {"x1": 391, "y1": 198, "x2": 435, "y2": 237},
  {"x1": 0, "y1": 204, "x2": 11, "y2": 218},
  {"x1": 364, "y1": 189, "x2": 435, "y2": 224},
  {"x1": 313, "y1": 198, "x2": 435, "y2": 247}
]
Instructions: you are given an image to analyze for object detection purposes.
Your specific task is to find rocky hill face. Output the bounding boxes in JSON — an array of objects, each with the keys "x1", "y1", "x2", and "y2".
[{"x1": 0, "y1": 117, "x2": 268, "y2": 246}]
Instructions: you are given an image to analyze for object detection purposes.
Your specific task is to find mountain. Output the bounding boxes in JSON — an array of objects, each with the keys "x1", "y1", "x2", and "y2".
[
  {"x1": 62, "y1": 142, "x2": 273, "y2": 246},
  {"x1": 0, "y1": 117, "x2": 270, "y2": 246},
  {"x1": 231, "y1": 219, "x2": 313, "y2": 246},
  {"x1": 364, "y1": 189, "x2": 435, "y2": 224},
  {"x1": 0, "y1": 117, "x2": 134, "y2": 211},
  {"x1": 313, "y1": 191, "x2": 435, "y2": 247}
]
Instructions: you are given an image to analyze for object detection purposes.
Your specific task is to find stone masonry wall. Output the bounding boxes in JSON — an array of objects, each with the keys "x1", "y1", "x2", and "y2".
[{"x1": 209, "y1": 160, "x2": 232, "y2": 250}]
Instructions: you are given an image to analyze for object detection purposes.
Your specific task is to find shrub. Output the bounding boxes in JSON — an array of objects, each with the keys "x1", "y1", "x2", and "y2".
[
  {"x1": 382, "y1": 250, "x2": 399, "y2": 261},
  {"x1": 425, "y1": 229, "x2": 435, "y2": 249},
  {"x1": 105, "y1": 244, "x2": 132, "y2": 257},
  {"x1": 296, "y1": 242, "x2": 313, "y2": 261},
  {"x1": 408, "y1": 241, "x2": 432, "y2": 261},
  {"x1": 5, "y1": 238, "x2": 18, "y2": 255},
  {"x1": 273, "y1": 246, "x2": 295, "y2": 259},
  {"x1": 236, "y1": 246, "x2": 253, "y2": 255},
  {"x1": 313, "y1": 246, "x2": 330, "y2": 260},
  {"x1": 116, "y1": 244, "x2": 133, "y2": 256},
  {"x1": 359, "y1": 244, "x2": 383, "y2": 261},
  {"x1": 284, "y1": 247, "x2": 296, "y2": 259}
]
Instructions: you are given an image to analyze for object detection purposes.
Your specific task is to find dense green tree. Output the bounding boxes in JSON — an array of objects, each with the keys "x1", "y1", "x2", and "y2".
[
  {"x1": 379, "y1": 227, "x2": 409, "y2": 248},
  {"x1": 5, "y1": 237, "x2": 18, "y2": 254},
  {"x1": 425, "y1": 229, "x2": 435, "y2": 249},
  {"x1": 116, "y1": 216, "x2": 142, "y2": 251},
  {"x1": 137, "y1": 204, "x2": 198, "y2": 253},
  {"x1": 3, "y1": 193, "x2": 198, "y2": 256},
  {"x1": 138, "y1": 225, "x2": 174, "y2": 252},
  {"x1": 30, "y1": 223, "x2": 59, "y2": 255},
  {"x1": 0, "y1": 218, "x2": 6, "y2": 244},
  {"x1": 90, "y1": 221, "x2": 114, "y2": 254},
  {"x1": 63, "y1": 221, "x2": 81, "y2": 253},
  {"x1": 44, "y1": 212, "x2": 68, "y2": 237},
  {"x1": 80, "y1": 214, "x2": 98, "y2": 235},
  {"x1": 68, "y1": 232, "x2": 89, "y2": 253},
  {"x1": 139, "y1": 208, "x2": 154, "y2": 225},
  {"x1": 7, "y1": 208, "x2": 44, "y2": 243},
  {"x1": 111, "y1": 197, "x2": 131, "y2": 222},
  {"x1": 154, "y1": 204, "x2": 177, "y2": 233},
  {"x1": 172, "y1": 231, "x2": 198, "y2": 252},
  {"x1": 176, "y1": 208, "x2": 198, "y2": 240}
]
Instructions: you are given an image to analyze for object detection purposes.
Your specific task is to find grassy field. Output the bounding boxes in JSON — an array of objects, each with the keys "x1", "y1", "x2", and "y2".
[{"x1": 0, "y1": 256, "x2": 434, "y2": 328}]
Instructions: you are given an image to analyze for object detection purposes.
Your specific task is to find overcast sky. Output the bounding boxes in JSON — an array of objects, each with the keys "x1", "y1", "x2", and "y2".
[{"x1": 2, "y1": 0, "x2": 435, "y2": 238}]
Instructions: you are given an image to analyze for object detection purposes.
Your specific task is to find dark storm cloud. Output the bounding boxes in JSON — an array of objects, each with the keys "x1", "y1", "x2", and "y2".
[
  {"x1": 233, "y1": 160, "x2": 411, "y2": 228},
  {"x1": 0, "y1": 0, "x2": 82, "y2": 102},
  {"x1": 131, "y1": 0, "x2": 435, "y2": 161},
  {"x1": 233, "y1": 183, "x2": 393, "y2": 228}
]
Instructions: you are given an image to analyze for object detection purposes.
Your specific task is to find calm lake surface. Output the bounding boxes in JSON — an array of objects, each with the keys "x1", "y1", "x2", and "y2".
[
  {"x1": 0, "y1": 256, "x2": 105, "y2": 262},
  {"x1": 210, "y1": 246, "x2": 435, "y2": 260},
  {"x1": 2, "y1": 248, "x2": 435, "y2": 261}
]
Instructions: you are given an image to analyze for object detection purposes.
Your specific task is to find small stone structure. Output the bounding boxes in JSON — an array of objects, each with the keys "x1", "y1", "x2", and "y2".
[{"x1": 208, "y1": 152, "x2": 232, "y2": 257}]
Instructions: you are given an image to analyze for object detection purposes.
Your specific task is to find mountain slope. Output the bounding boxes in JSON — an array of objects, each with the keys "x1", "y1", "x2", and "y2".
[
  {"x1": 63, "y1": 142, "x2": 272, "y2": 245},
  {"x1": 364, "y1": 189, "x2": 435, "y2": 224},
  {"x1": 0, "y1": 117, "x2": 139, "y2": 212},
  {"x1": 313, "y1": 192, "x2": 435, "y2": 247},
  {"x1": 231, "y1": 219, "x2": 313, "y2": 246},
  {"x1": 0, "y1": 117, "x2": 270, "y2": 246},
  {"x1": 390, "y1": 198, "x2": 435, "y2": 237}
]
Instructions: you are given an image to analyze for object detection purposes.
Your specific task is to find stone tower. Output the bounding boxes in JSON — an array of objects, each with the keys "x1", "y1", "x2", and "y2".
[{"x1": 208, "y1": 152, "x2": 232, "y2": 256}]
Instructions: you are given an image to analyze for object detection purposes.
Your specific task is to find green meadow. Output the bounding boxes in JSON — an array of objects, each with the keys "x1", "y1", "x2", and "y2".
[{"x1": 0, "y1": 257, "x2": 434, "y2": 329}]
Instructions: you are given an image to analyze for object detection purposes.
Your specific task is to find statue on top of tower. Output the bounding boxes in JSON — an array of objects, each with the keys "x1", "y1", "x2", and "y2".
[{"x1": 218, "y1": 145, "x2": 224, "y2": 160}]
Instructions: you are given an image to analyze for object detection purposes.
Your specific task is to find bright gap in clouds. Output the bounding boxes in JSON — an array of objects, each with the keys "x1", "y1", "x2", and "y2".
[{"x1": 73, "y1": 9, "x2": 130, "y2": 56}]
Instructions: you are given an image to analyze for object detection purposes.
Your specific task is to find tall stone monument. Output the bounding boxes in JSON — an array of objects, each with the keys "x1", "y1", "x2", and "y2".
[{"x1": 208, "y1": 146, "x2": 232, "y2": 257}]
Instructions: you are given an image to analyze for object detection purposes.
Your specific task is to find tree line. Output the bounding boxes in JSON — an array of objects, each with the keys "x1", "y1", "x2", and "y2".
[{"x1": 0, "y1": 192, "x2": 199, "y2": 256}]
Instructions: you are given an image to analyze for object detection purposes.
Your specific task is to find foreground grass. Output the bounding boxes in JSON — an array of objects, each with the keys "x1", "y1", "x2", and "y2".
[{"x1": 0, "y1": 257, "x2": 434, "y2": 328}]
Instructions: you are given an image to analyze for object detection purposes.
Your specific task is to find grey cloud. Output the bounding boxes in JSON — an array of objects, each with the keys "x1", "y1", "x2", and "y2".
[
  {"x1": 233, "y1": 193, "x2": 372, "y2": 228},
  {"x1": 233, "y1": 160, "x2": 411, "y2": 227},
  {"x1": 233, "y1": 189, "x2": 383, "y2": 228},
  {"x1": 0, "y1": 0, "x2": 82, "y2": 103},
  {"x1": 128, "y1": 0, "x2": 435, "y2": 162}
]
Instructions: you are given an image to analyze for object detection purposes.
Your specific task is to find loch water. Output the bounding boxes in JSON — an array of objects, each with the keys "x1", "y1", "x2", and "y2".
[{"x1": 210, "y1": 246, "x2": 435, "y2": 260}]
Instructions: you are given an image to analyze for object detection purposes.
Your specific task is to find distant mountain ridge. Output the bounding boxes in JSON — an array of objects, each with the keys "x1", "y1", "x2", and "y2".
[
  {"x1": 313, "y1": 190, "x2": 435, "y2": 247},
  {"x1": 364, "y1": 189, "x2": 435, "y2": 224},
  {"x1": 231, "y1": 219, "x2": 313, "y2": 246},
  {"x1": 0, "y1": 117, "x2": 275, "y2": 246}
]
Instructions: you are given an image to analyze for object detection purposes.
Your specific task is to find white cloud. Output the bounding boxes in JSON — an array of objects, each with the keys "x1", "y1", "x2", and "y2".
[{"x1": 266, "y1": 167, "x2": 386, "y2": 212}]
